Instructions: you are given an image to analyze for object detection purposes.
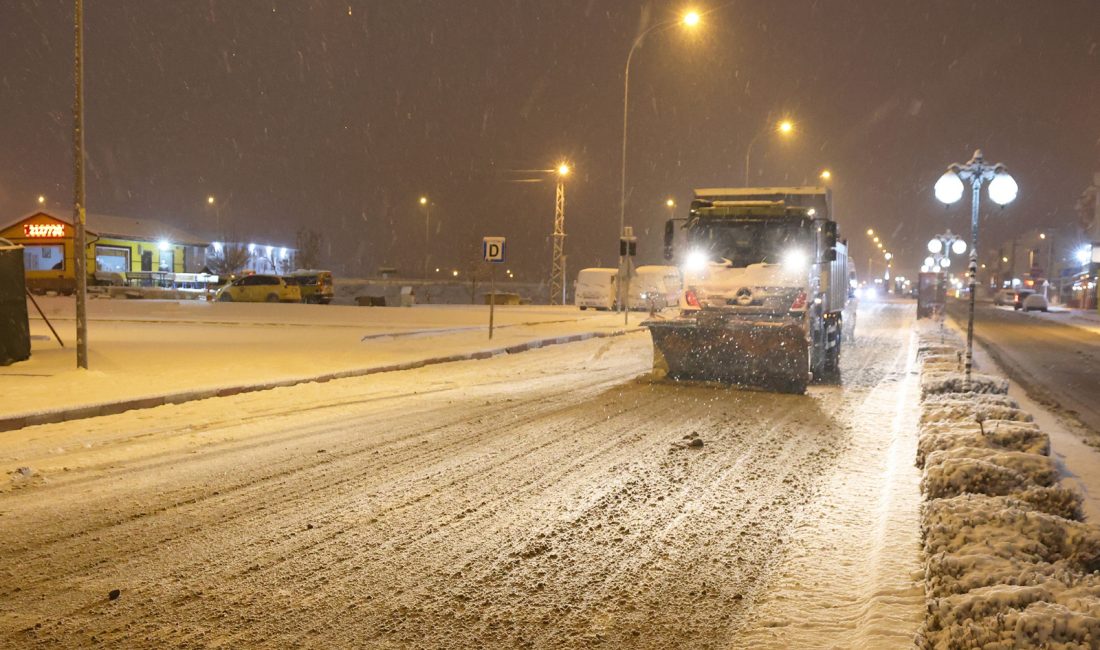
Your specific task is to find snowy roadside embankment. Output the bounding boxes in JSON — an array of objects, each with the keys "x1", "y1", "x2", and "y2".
[{"x1": 914, "y1": 325, "x2": 1100, "y2": 648}]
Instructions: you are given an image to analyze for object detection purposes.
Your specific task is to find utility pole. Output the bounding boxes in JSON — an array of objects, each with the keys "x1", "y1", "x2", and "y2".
[
  {"x1": 550, "y1": 165, "x2": 568, "y2": 305},
  {"x1": 73, "y1": 0, "x2": 89, "y2": 369}
]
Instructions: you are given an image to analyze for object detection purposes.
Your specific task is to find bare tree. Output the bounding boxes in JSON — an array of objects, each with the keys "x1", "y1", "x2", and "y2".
[
  {"x1": 296, "y1": 228, "x2": 323, "y2": 270},
  {"x1": 207, "y1": 244, "x2": 250, "y2": 276}
]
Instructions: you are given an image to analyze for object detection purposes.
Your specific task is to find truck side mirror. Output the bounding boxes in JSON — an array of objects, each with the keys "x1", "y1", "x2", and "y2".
[{"x1": 663, "y1": 220, "x2": 674, "y2": 260}]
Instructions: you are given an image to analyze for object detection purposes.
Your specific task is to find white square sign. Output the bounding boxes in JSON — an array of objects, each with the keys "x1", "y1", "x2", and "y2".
[{"x1": 483, "y1": 237, "x2": 506, "y2": 263}]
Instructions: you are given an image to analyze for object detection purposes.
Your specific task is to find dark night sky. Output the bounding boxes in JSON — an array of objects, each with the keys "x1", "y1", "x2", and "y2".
[{"x1": 1, "y1": 1, "x2": 1097, "y2": 279}]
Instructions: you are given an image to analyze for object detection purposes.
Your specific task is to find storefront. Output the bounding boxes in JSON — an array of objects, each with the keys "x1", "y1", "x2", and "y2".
[{"x1": 0, "y1": 211, "x2": 208, "y2": 293}]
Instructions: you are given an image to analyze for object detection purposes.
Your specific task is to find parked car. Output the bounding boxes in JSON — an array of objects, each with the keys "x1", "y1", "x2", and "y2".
[
  {"x1": 215, "y1": 274, "x2": 302, "y2": 303},
  {"x1": 628, "y1": 265, "x2": 682, "y2": 311},
  {"x1": 575, "y1": 268, "x2": 619, "y2": 310},
  {"x1": 1021, "y1": 293, "x2": 1049, "y2": 312},
  {"x1": 1012, "y1": 289, "x2": 1035, "y2": 310},
  {"x1": 993, "y1": 288, "x2": 1015, "y2": 306},
  {"x1": 289, "y1": 269, "x2": 335, "y2": 304}
]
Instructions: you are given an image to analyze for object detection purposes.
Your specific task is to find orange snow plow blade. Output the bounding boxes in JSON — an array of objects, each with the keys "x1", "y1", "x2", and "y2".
[{"x1": 645, "y1": 316, "x2": 810, "y2": 393}]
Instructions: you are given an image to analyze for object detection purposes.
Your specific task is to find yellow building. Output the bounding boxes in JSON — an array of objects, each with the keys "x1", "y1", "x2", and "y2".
[{"x1": 0, "y1": 211, "x2": 208, "y2": 294}]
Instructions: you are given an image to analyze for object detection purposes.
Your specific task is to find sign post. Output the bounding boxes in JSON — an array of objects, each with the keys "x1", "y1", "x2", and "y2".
[
  {"x1": 619, "y1": 226, "x2": 637, "y2": 325},
  {"x1": 482, "y1": 237, "x2": 506, "y2": 339}
]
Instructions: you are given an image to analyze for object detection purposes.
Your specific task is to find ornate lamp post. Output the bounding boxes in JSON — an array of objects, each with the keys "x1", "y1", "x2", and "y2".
[{"x1": 934, "y1": 149, "x2": 1018, "y2": 384}]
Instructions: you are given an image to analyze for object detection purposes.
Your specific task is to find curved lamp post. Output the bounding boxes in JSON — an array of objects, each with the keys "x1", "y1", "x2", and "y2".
[
  {"x1": 618, "y1": 10, "x2": 700, "y2": 311},
  {"x1": 743, "y1": 119, "x2": 794, "y2": 186},
  {"x1": 934, "y1": 149, "x2": 1017, "y2": 384}
]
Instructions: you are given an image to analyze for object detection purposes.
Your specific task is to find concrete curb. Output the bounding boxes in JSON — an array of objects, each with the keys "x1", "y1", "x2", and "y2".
[{"x1": 0, "y1": 327, "x2": 643, "y2": 433}]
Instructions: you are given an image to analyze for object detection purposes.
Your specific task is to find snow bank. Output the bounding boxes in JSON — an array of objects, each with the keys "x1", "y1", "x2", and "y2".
[
  {"x1": 913, "y1": 327, "x2": 1100, "y2": 648},
  {"x1": 921, "y1": 372, "x2": 1009, "y2": 398}
]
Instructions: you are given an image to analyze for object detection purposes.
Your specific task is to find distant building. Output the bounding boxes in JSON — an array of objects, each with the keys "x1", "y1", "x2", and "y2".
[
  {"x1": 0, "y1": 211, "x2": 208, "y2": 293},
  {"x1": 1, "y1": 210, "x2": 296, "y2": 293}
]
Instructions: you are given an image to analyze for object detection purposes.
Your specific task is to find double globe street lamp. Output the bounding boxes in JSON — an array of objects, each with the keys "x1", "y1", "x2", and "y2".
[
  {"x1": 922, "y1": 230, "x2": 969, "y2": 272},
  {"x1": 933, "y1": 149, "x2": 1018, "y2": 384}
]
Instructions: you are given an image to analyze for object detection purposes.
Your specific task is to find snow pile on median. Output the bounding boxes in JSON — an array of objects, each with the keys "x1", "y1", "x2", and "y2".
[{"x1": 913, "y1": 327, "x2": 1100, "y2": 648}]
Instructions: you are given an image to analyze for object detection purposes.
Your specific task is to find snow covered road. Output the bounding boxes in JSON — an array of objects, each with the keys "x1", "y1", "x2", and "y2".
[{"x1": 0, "y1": 301, "x2": 923, "y2": 648}]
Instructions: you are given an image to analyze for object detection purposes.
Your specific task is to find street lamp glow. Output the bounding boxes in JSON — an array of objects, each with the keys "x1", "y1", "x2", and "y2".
[
  {"x1": 1039, "y1": 232, "x2": 1047, "y2": 240},
  {"x1": 777, "y1": 120, "x2": 794, "y2": 135},
  {"x1": 1076, "y1": 246, "x2": 1092, "y2": 265},
  {"x1": 37, "y1": 195, "x2": 45, "y2": 205},
  {"x1": 666, "y1": 198, "x2": 675, "y2": 207},
  {"x1": 873, "y1": 236, "x2": 880, "y2": 243},
  {"x1": 866, "y1": 229, "x2": 874, "y2": 236},
  {"x1": 158, "y1": 240, "x2": 171, "y2": 251},
  {"x1": 877, "y1": 243, "x2": 883, "y2": 249},
  {"x1": 207, "y1": 195, "x2": 215, "y2": 205},
  {"x1": 951, "y1": 239, "x2": 968, "y2": 255},
  {"x1": 452, "y1": 269, "x2": 459, "y2": 277},
  {"x1": 988, "y1": 171, "x2": 1018, "y2": 205},
  {"x1": 927, "y1": 239, "x2": 943, "y2": 254},
  {"x1": 940, "y1": 257, "x2": 951, "y2": 268},
  {"x1": 924, "y1": 256, "x2": 935, "y2": 268},
  {"x1": 884, "y1": 252, "x2": 893, "y2": 260},
  {"x1": 419, "y1": 196, "x2": 428, "y2": 205},
  {"x1": 934, "y1": 170, "x2": 964, "y2": 204},
  {"x1": 682, "y1": 10, "x2": 700, "y2": 27},
  {"x1": 819, "y1": 169, "x2": 831, "y2": 181},
  {"x1": 557, "y1": 163, "x2": 570, "y2": 176}
]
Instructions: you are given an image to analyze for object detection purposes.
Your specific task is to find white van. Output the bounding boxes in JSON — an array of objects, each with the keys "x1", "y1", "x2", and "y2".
[
  {"x1": 628, "y1": 265, "x2": 682, "y2": 311},
  {"x1": 575, "y1": 268, "x2": 619, "y2": 310}
]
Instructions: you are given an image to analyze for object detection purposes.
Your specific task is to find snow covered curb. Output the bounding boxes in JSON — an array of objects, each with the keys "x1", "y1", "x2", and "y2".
[
  {"x1": 914, "y1": 325, "x2": 1100, "y2": 647},
  {"x1": 0, "y1": 328, "x2": 639, "y2": 433}
]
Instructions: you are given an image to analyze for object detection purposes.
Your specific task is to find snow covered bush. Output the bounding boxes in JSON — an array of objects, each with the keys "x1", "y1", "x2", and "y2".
[
  {"x1": 916, "y1": 420, "x2": 1047, "y2": 469},
  {"x1": 921, "y1": 372, "x2": 1009, "y2": 397},
  {"x1": 914, "y1": 322, "x2": 1100, "y2": 648}
]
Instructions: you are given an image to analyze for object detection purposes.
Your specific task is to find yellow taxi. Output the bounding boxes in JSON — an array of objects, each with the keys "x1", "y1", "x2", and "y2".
[{"x1": 215, "y1": 274, "x2": 302, "y2": 303}]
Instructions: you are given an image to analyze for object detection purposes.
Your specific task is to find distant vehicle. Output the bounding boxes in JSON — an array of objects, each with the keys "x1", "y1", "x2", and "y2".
[
  {"x1": 1021, "y1": 293, "x2": 1049, "y2": 312},
  {"x1": 290, "y1": 269, "x2": 334, "y2": 304},
  {"x1": 993, "y1": 288, "x2": 1015, "y2": 306},
  {"x1": 628, "y1": 265, "x2": 682, "y2": 311},
  {"x1": 1012, "y1": 289, "x2": 1035, "y2": 310},
  {"x1": 575, "y1": 268, "x2": 619, "y2": 310},
  {"x1": 216, "y1": 274, "x2": 302, "y2": 303}
]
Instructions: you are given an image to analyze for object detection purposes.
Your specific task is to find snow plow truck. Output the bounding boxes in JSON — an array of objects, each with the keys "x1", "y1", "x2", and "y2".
[{"x1": 643, "y1": 187, "x2": 848, "y2": 393}]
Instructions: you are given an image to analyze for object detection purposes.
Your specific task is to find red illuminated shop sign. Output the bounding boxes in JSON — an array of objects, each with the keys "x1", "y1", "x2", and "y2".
[{"x1": 23, "y1": 223, "x2": 66, "y2": 238}]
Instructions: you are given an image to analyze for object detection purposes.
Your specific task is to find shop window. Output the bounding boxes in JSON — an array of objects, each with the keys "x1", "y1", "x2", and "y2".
[
  {"x1": 23, "y1": 245, "x2": 64, "y2": 271},
  {"x1": 159, "y1": 249, "x2": 174, "y2": 272},
  {"x1": 95, "y1": 245, "x2": 130, "y2": 273}
]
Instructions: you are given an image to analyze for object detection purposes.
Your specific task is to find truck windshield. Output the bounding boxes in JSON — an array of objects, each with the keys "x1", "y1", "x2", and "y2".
[{"x1": 687, "y1": 216, "x2": 812, "y2": 267}]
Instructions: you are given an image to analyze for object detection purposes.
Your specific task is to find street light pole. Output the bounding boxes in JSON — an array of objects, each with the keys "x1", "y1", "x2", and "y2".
[
  {"x1": 618, "y1": 11, "x2": 699, "y2": 312},
  {"x1": 744, "y1": 120, "x2": 793, "y2": 186},
  {"x1": 419, "y1": 196, "x2": 430, "y2": 280},
  {"x1": 934, "y1": 149, "x2": 1018, "y2": 385},
  {"x1": 73, "y1": 0, "x2": 88, "y2": 369},
  {"x1": 550, "y1": 164, "x2": 569, "y2": 305}
]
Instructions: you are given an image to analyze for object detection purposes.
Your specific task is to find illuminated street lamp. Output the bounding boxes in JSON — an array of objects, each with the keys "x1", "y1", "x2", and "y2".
[
  {"x1": 934, "y1": 149, "x2": 1017, "y2": 384},
  {"x1": 744, "y1": 118, "x2": 796, "y2": 185},
  {"x1": 419, "y1": 196, "x2": 431, "y2": 280},
  {"x1": 618, "y1": 9, "x2": 700, "y2": 311},
  {"x1": 37, "y1": 195, "x2": 46, "y2": 205},
  {"x1": 866, "y1": 228, "x2": 874, "y2": 236},
  {"x1": 819, "y1": 169, "x2": 832, "y2": 181}
]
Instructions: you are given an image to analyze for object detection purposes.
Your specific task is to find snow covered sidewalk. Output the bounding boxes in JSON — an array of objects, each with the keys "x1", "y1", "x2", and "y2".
[
  {"x1": 1, "y1": 298, "x2": 642, "y2": 431},
  {"x1": 913, "y1": 324, "x2": 1100, "y2": 647}
]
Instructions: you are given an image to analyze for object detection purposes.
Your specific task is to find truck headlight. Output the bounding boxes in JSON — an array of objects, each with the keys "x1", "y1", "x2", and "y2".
[
  {"x1": 684, "y1": 250, "x2": 708, "y2": 273},
  {"x1": 783, "y1": 249, "x2": 807, "y2": 269}
]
